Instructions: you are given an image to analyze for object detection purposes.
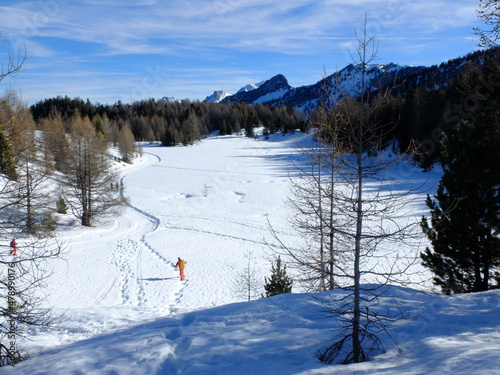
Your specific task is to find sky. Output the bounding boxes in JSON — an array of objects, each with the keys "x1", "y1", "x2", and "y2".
[{"x1": 0, "y1": 0, "x2": 485, "y2": 105}]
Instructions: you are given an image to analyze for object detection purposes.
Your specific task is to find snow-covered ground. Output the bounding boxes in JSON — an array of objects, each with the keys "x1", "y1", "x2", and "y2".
[{"x1": 1, "y1": 132, "x2": 499, "y2": 374}]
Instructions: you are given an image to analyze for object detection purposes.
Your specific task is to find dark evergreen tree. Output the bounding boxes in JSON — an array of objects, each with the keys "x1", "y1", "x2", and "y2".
[
  {"x1": 421, "y1": 120, "x2": 500, "y2": 293},
  {"x1": 219, "y1": 119, "x2": 227, "y2": 136},
  {"x1": 263, "y1": 256, "x2": 293, "y2": 297},
  {"x1": 244, "y1": 120, "x2": 255, "y2": 138},
  {"x1": 161, "y1": 127, "x2": 176, "y2": 147}
]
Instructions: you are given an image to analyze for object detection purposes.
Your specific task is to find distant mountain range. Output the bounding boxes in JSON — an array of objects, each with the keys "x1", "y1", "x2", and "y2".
[{"x1": 161, "y1": 48, "x2": 497, "y2": 113}]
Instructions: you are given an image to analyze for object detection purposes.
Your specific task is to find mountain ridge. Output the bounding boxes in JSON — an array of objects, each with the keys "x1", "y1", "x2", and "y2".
[{"x1": 163, "y1": 48, "x2": 499, "y2": 112}]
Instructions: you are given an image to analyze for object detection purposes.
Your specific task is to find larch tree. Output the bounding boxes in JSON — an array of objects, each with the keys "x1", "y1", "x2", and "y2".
[
  {"x1": 0, "y1": 45, "x2": 62, "y2": 367},
  {"x1": 269, "y1": 18, "x2": 422, "y2": 364},
  {"x1": 39, "y1": 115, "x2": 70, "y2": 173},
  {"x1": 233, "y1": 249, "x2": 261, "y2": 302},
  {"x1": 2, "y1": 95, "x2": 53, "y2": 234},
  {"x1": 117, "y1": 125, "x2": 137, "y2": 164},
  {"x1": 273, "y1": 103, "x2": 344, "y2": 293},
  {"x1": 62, "y1": 115, "x2": 125, "y2": 227},
  {"x1": 476, "y1": 0, "x2": 500, "y2": 47}
]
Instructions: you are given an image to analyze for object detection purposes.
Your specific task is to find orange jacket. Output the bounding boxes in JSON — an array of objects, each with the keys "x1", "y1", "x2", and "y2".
[{"x1": 175, "y1": 259, "x2": 187, "y2": 269}]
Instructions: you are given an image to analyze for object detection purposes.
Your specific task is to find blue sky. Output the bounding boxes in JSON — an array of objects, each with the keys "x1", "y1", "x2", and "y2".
[{"x1": 0, "y1": 0, "x2": 484, "y2": 105}]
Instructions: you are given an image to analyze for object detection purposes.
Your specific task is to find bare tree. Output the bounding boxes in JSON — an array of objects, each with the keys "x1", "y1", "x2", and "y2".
[
  {"x1": 268, "y1": 17, "x2": 423, "y2": 364},
  {"x1": 62, "y1": 115, "x2": 126, "y2": 226},
  {"x1": 0, "y1": 45, "x2": 62, "y2": 366},
  {"x1": 1, "y1": 93, "x2": 54, "y2": 234},
  {"x1": 117, "y1": 125, "x2": 137, "y2": 164},
  {"x1": 232, "y1": 249, "x2": 261, "y2": 301},
  {"x1": 275, "y1": 83, "x2": 350, "y2": 293},
  {"x1": 39, "y1": 115, "x2": 70, "y2": 173},
  {"x1": 315, "y1": 18, "x2": 423, "y2": 365},
  {"x1": 0, "y1": 235, "x2": 62, "y2": 366},
  {"x1": 475, "y1": 0, "x2": 500, "y2": 47},
  {"x1": 0, "y1": 38, "x2": 26, "y2": 84}
]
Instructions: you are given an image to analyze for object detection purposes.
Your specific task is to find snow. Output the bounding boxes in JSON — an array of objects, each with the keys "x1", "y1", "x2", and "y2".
[
  {"x1": 204, "y1": 90, "x2": 231, "y2": 103},
  {"x1": 253, "y1": 88, "x2": 289, "y2": 104},
  {"x1": 1, "y1": 132, "x2": 499, "y2": 375},
  {"x1": 237, "y1": 80, "x2": 265, "y2": 93}
]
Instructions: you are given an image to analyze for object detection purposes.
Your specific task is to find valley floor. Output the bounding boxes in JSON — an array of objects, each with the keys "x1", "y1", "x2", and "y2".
[{"x1": 1, "y1": 133, "x2": 497, "y2": 375}]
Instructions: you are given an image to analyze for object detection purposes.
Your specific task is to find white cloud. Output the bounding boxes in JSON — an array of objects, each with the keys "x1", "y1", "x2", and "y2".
[
  {"x1": 2, "y1": 0, "x2": 480, "y2": 59},
  {"x1": 1, "y1": 0, "x2": 483, "y2": 104}
]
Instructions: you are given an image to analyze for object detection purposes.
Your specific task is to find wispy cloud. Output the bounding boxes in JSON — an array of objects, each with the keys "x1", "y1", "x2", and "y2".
[
  {"x1": 2, "y1": 0, "x2": 480, "y2": 57},
  {"x1": 0, "y1": 0, "x2": 484, "y2": 104}
]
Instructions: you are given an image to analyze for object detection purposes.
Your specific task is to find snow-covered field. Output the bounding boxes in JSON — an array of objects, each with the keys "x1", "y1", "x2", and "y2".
[{"x1": 1, "y1": 132, "x2": 499, "y2": 375}]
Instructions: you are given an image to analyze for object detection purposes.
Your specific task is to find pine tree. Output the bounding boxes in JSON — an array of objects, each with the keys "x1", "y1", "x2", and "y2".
[
  {"x1": 421, "y1": 120, "x2": 500, "y2": 293},
  {"x1": 263, "y1": 256, "x2": 293, "y2": 297},
  {"x1": 245, "y1": 113, "x2": 256, "y2": 138},
  {"x1": 161, "y1": 127, "x2": 176, "y2": 147}
]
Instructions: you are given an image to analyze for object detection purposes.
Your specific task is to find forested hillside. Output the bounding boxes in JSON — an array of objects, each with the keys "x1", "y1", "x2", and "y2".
[
  {"x1": 30, "y1": 98, "x2": 306, "y2": 146},
  {"x1": 28, "y1": 47, "x2": 500, "y2": 168}
]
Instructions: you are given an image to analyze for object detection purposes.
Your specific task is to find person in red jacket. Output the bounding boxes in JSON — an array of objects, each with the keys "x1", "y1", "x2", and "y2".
[
  {"x1": 174, "y1": 257, "x2": 187, "y2": 281},
  {"x1": 10, "y1": 239, "x2": 17, "y2": 256}
]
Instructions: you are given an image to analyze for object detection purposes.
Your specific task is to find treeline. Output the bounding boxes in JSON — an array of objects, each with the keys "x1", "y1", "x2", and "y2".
[
  {"x1": 29, "y1": 48, "x2": 500, "y2": 170},
  {"x1": 311, "y1": 49, "x2": 500, "y2": 169},
  {"x1": 310, "y1": 83, "x2": 457, "y2": 169},
  {"x1": 30, "y1": 98, "x2": 307, "y2": 146},
  {"x1": 393, "y1": 48, "x2": 500, "y2": 168}
]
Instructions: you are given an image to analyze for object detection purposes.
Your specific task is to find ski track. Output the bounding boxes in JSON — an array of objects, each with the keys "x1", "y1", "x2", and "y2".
[
  {"x1": 167, "y1": 224, "x2": 266, "y2": 247},
  {"x1": 110, "y1": 239, "x2": 139, "y2": 306},
  {"x1": 54, "y1": 142, "x2": 294, "y2": 317},
  {"x1": 64, "y1": 142, "x2": 283, "y2": 316},
  {"x1": 102, "y1": 150, "x2": 189, "y2": 314},
  {"x1": 162, "y1": 213, "x2": 298, "y2": 244}
]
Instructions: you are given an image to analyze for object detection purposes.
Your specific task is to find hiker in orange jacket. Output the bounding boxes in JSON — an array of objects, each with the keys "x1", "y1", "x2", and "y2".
[{"x1": 174, "y1": 257, "x2": 187, "y2": 280}]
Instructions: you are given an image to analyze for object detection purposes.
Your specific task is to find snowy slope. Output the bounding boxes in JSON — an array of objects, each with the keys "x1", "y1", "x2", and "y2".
[
  {"x1": 237, "y1": 80, "x2": 265, "y2": 93},
  {"x1": 204, "y1": 90, "x2": 231, "y2": 103},
  {"x1": 204, "y1": 64, "x2": 425, "y2": 110},
  {"x1": 1, "y1": 132, "x2": 499, "y2": 375},
  {"x1": 5, "y1": 288, "x2": 500, "y2": 375}
]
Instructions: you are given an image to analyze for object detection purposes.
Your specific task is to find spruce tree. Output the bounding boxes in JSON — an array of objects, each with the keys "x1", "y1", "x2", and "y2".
[
  {"x1": 245, "y1": 113, "x2": 256, "y2": 138},
  {"x1": 219, "y1": 119, "x2": 227, "y2": 136},
  {"x1": 263, "y1": 256, "x2": 293, "y2": 297},
  {"x1": 161, "y1": 127, "x2": 176, "y2": 147},
  {"x1": 421, "y1": 120, "x2": 500, "y2": 293}
]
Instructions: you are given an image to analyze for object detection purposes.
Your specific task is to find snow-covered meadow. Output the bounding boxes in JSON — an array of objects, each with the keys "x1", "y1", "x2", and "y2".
[{"x1": 1, "y1": 132, "x2": 499, "y2": 375}]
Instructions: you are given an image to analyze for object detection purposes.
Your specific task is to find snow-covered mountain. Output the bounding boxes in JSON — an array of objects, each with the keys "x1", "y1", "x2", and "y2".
[
  {"x1": 204, "y1": 90, "x2": 231, "y2": 103},
  {"x1": 159, "y1": 49, "x2": 498, "y2": 113},
  {"x1": 223, "y1": 74, "x2": 291, "y2": 105},
  {"x1": 160, "y1": 96, "x2": 180, "y2": 104},
  {"x1": 201, "y1": 48, "x2": 497, "y2": 112},
  {"x1": 237, "y1": 80, "x2": 265, "y2": 93},
  {"x1": 218, "y1": 64, "x2": 424, "y2": 112}
]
